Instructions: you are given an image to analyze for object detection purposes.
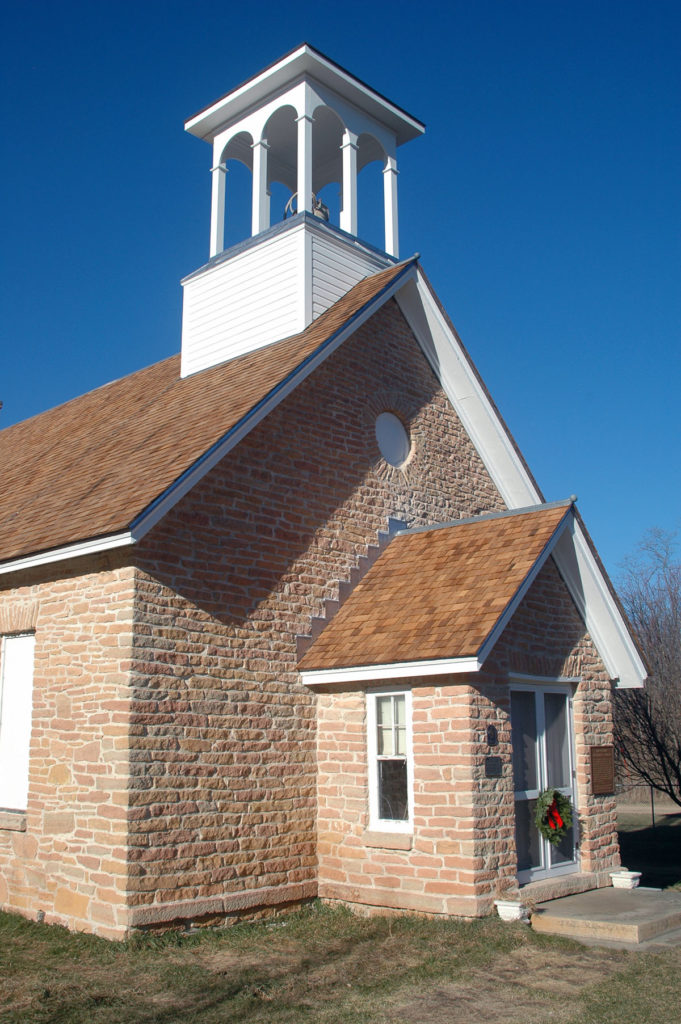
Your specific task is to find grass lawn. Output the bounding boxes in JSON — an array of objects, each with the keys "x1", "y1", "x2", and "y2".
[
  {"x1": 617, "y1": 808, "x2": 681, "y2": 889},
  {"x1": 2, "y1": 901, "x2": 681, "y2": 1024}
]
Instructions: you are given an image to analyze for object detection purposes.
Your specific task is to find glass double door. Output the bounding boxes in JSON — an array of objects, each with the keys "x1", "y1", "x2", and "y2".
[{"x1": 511, "y1": 685, "x2": 578, "y2": 883}]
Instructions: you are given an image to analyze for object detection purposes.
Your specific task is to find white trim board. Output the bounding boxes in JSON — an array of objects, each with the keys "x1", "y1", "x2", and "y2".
[
  {"x1": 553, "y1": 517, "x2": 647, "y2": 689},
  {"x1": 301, "y1": 656, "x2": 482, "y2": 687},
  {"x1": 300, "y1": 507, "x2": 645, "y2": 690},
  {"x1": 0, "y1": 262, "x2": 416, "y2": 578},
  {"x1": 395, "y1": 271, "x2": 645, "y2": 690},
  {"x1": 366, "y1": 686, "x2": 414, "y2": 835},
  {"x1": 0, "y1": 259, "x2": 646, "y2": 691},
  {"x1": 0, "y1": 532, "x2": 134, "y2": 578},
  {"x1": 185, "y1": 44, "x2": 425, "y2": 144},
  {"x1": 395, "y1": 273, "x2": 541, "y2": 510},
  {"x1": 300, "y1": 506, "x2": 573, "y2": 688},
  {"x1": 129, "y1": 260, "x2": 418, "y2": 542}
]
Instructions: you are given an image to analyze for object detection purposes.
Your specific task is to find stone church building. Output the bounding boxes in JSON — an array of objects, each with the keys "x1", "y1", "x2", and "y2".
[{"x1": 0, "y1": 46, "x2": 645, "y2": 939}]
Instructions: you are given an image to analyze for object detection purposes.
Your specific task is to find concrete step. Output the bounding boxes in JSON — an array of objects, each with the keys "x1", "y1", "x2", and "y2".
[
  {"x1": 531, "y1": 888, "x2": 681, "y2": 945},
  {"x1": 642, "y1": 924, "x2": 681, "y2": 950}
]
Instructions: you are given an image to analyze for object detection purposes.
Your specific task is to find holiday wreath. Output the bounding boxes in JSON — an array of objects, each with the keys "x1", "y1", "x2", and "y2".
[{"x1": 534, "y1": 788, "x2": 572, "y2": 846}]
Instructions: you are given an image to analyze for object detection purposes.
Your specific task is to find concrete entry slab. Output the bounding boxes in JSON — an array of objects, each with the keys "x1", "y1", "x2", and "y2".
[{"x1": 531, "y1": 888, "x2": 681, "y2": 946}]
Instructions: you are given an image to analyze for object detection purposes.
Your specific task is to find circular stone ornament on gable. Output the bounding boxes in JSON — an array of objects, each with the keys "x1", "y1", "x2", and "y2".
[{"x1": 375, "y1": 412, "x2": 411, "y2": 468}]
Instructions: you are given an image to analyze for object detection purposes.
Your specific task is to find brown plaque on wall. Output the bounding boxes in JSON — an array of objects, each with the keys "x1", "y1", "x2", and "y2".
[{"x1": 590, "y1": 745, "x2": 615, "y2": 795}]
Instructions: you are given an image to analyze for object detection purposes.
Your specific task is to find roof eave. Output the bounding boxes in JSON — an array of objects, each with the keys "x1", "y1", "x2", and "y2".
[
  {"x1": 128, "y1": 259, "x2": 418, "y2": 543},
  {"x1": 300, "y1": 655, "x2": 482, "y2": 688},
  {"x1": 552, "y1": 515, "x2": 647, "y2": 688},
  {"x1": 393, "y1": 270, "x2": 646, "y2": 691},
  {"x1": 0, "y1": 260, "x2": 418, "y2": 576},
  {"x1": 185, "y1": 43, "x2": 425, "y2": 144},
  {"x1": 0, "y1": 531, "x2": 134, "y2": 578},
  {"x1": 475, "y1": 502, "x2": 574, "y2": 666}
]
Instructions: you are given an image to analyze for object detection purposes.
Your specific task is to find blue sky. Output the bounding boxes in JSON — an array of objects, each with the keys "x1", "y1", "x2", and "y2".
[{"x1": 2, "y1": 0, "x2": 679, "y2": 579}]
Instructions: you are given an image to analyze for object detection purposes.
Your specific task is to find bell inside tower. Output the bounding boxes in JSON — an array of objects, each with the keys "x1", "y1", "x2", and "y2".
[{"x1": 180, "y1": 45, "x2": 424, "y2": 378}]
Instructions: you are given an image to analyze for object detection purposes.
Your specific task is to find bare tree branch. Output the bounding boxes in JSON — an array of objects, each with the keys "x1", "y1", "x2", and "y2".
[{"x1": 614, "y1": 529, "x2": 681, "y2": 807}]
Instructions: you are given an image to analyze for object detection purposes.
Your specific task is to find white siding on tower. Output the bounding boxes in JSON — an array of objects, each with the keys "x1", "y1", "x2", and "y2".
[
  {"x1": 181, "y1": 227, "x2": 305, "y2": 378},
  {"x1": 180, "y1": 218, "x2": 393, "y2": 378},
  {"x1": 310, "y1": 232, "x2": 388, "y2": 319}
]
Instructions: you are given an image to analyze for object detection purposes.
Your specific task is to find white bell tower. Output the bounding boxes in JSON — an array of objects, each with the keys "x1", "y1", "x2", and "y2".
[{"x1": 180, "y1": 44, "x2": 424, "y2": 378}]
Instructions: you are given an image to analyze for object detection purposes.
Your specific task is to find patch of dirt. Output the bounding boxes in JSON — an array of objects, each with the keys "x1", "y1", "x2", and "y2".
[{"x1": 388, "y1": 945, "x2": 627, "y2": 1023}]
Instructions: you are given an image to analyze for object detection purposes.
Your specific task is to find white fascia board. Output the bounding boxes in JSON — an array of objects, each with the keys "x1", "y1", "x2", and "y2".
[
  {"x1": 0, "y1": 531, "x2": 134, "y2": 578},
  {"x1": 476, "y1": 507, "x2": 572, "y2": 666},
  {"x1": 130, "y1": 261, "x2": 418, "y2": 542},
  {"x1": 300, "y1": 656, "x2": 482, "y2": 687},
  {"x1": 552, "y1": 519, "x2": 647, "y2": 689},
  {"x1": 394, "y1": 270, "x2": 646, "y2": 690},
  {"x1": 395, "y1": 273, "x2": 542, "y2": 510},
  {"x1": 1, "y1": 261, "x2": 416, "y2": 578},
  {"x1": 186, "y1": 45, "x2": 424, "y2": 144}
]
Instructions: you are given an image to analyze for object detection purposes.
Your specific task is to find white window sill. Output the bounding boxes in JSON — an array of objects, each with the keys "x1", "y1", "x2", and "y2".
[
  {"x1": 363, "y1": 829, "x2": 413, "y2": 851},
  {"x1": 0, "y1": 809, "x2": 27, "y2": 832}
]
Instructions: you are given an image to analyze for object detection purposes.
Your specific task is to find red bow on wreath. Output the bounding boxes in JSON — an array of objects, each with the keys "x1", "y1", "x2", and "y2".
[
  {"x1": 535, "y1": 788, "x2": 572, "y2": 845},
  {"x1": 547, "y1": 798, "x2": 564, "y2": 831}
]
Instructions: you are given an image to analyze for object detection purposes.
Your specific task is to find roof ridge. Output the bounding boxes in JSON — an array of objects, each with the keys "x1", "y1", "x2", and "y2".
[
  {"x1": 130, "y1": 260, "x2": 417, "y2": 533},
  {"x1": 394, "y1": 498, "x2": 575, "y2": 537},
  {"x1": 0, "y1": 259, "x2": 414, "y2": 567},
  {"x1": 298, "y1": 495, "x2": 575, "y2": 677}
]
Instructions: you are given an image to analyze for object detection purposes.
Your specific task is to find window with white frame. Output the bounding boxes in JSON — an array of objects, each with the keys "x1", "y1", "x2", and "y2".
[
  {"x1": 0, "y1": 633, "x2": 36, "y2": 812},
  {"x1": 367, "y1": 687, "x2": 413, "y2": 831}
]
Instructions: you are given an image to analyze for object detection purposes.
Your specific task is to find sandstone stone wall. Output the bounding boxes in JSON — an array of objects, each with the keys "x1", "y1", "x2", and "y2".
[
  {"x1": 316, "y1": 557, "x2": 620, "y2": 918},
  {"x1": 128, "y1": 299, "x2": 504, "y2": 927},
  {"x1": 317, "y1": 681, "x2": 495, "y2": 917},
  {"x1": 0, "y1": 554, "x2": 134, "y2": 939}
]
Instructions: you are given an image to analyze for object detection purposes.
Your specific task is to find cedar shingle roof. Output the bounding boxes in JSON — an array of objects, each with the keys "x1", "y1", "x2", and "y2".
[
  {"x1": 0, "y1": 262, "x2": 410, "y2": 564},
  {"x1": 298, "y1": 504, "x2": 571, "y2": 672}
]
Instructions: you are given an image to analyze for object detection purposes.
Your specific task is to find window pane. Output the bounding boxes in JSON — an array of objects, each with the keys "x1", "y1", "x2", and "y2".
[
  {"x1": 545, "y1": 693, "x2": 570, "y2": 788},
  {"x1": 515, "y1": 798, "x2": 541, "y2": 872},
  {"x1": 378, "y1": 759, "x2": 408, "y2": 820},
  {"x1": 550, "y1": 820, "x2": 575, "y2": 866},
  {"x1": 0, "y1": 634, "x2": 36, "y2": 811},
  {"x1": 377, "y1": 696, "x2": 393, "y2": 756},
  {"x1": 511, "y1": 691, "x2": 537, "y2": 792},
  {"x1": 394, "y1": 695, "x2": 406, "y2": 755}
]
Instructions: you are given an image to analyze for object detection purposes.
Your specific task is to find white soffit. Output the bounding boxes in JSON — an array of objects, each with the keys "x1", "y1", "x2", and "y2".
[
  {"x1": 553, "y1": 518, "x2": 647, "y2": 689},
  {"x1": 396, "y1": 274, "x2": 541, "y2": 510},
  {"x1": 185, "y1": 44, "x2": 425, "y2": 144},
  {"x1": 0, "y1": 532, "x2": 134, "y2": 578},
  {"x1": 129, "y1": 260, "x2": 419, "y2": 542},
  {"x1": 394, "y1": 271, "x2": 646, "y2": 689},
  {"x1": 300, "y1": 656, "x2": 482, "y2": 688},
  {"x1": 0, "y1": 262, "x2": 416, "y2": 578}
]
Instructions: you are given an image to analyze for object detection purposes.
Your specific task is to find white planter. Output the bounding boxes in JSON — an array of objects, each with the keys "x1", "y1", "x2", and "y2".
[
  {"x1": 494, "y1": 899, "x2": 530, "y2": 922},
  {"x1": 610, "y1": 870, "x2": 642, "y2": 889}
]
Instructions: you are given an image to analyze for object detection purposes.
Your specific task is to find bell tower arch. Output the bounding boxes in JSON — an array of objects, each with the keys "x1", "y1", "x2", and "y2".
[{"x1": 180, "y1": 45, "x2": 424, "y2": 377}]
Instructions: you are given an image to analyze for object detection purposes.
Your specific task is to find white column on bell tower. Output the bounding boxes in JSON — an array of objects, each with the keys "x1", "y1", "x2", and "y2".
[
  {"x1": 182, "y1": 46, "x2": 425, "y2": 376},
  {"x1": 340, "y1": 130, "x2": 358, "y2": 236},
  {"x1": 251, "y1": 139, "x2": 271, "y2": 235},
  {"x1": 383, "y1": 155, "x2": 399, "y2": 258},
  {"x1": 209, "y1": 161, "x2": 227, "y2": 257},
  {"x1": 296, "y1": 113, "x2": 314, "y2": 213}
]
